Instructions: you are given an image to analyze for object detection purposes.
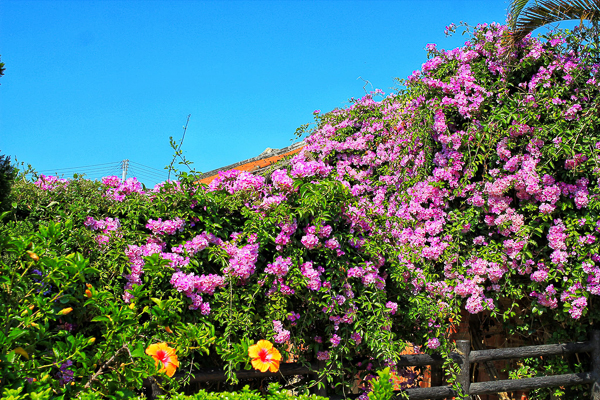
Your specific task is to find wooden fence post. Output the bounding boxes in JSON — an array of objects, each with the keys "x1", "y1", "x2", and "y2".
[
  {"x1": 143, "y1": 376, "x2": 163, "y2": 400},
  {"x1": 456, "y1": 340, "x2": 471, "y2": 400},
  {"x1": 591, "y1": 330, "x2": 600, "y2": 400}
]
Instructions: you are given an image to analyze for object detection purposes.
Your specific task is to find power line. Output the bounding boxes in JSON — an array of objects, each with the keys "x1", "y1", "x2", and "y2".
[
  {"x1": 37, "y1": 161, "x2": 122, "y2": 173},
  {"x1": 127, "y1": 170, "x2": 154, "y2": 180},
  {"x1": 127, "y1": 164, "x2": 165, "y2": 177},
  {"x1": 128, "y1": 169, "x2": 167, "y2": 183},
  {"x1": 76, "y1": 168, "x2": 123, "y2": 180},
  {"x1": 36, "y1": 160, "x2": 171, "y2": 185},
  {"x1": 129, "y1": 161, "x2": 166, "y2": 173},
  {"x1": 55, "y1": 166, "x2": 121, "y2": 174},
  {"x1": 39, "y1": 168, "x2": 123, "y2": 179},
  {"x1": 127, "y1": 166, "x2": 166, "y2": 180},
  {"x1": 129, "y1": 168, "x2": 167, "y2": 180}
]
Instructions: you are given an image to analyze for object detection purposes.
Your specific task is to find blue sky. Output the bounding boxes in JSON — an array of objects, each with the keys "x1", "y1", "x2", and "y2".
[{"x1": 1, "y1": 0, "x2": 512, "y2": 187}]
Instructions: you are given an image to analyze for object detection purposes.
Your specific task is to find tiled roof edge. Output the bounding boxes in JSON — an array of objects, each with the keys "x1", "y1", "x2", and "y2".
[{"x1": 196, "y1": 141, "x2": 305, "y2": 180}]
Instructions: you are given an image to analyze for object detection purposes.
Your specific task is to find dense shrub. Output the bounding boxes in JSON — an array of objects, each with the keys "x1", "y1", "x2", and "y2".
[
  {"x1": 0, "y1": 152, "x2": 16, "y2": 211},
  {"x1": 1, "y1": 384, "x2": 328, "y2": 400},
  {"x1": 2, "y1": 23, "x2": 600, "y2": 399}
]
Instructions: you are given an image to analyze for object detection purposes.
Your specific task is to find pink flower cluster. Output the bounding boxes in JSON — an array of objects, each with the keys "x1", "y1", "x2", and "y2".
[
  {"x1": 530, "y1": 285, "x2": 558, "y2": 309},
  {"x1": 170, "y1": 271, "x2": 225, "y2": 313},
  {"x1": 271, "y1": 169, "x2": 294, "y2": 191},
  {"x1": 146, "y1": 217, "x2": 185, "y2": 235},
  {"x1": 386, "y1": 301, "x2": 398, "y2": 315},
  {"x1": 275, "y1": 219, "x2": 298, "y2": 250},
  {"x1": 560, "y1": 284, "x2": 587, "y2": 319},
  {"x1": 84, "y1": 216, "x2": 122, "y2": 247},
  {"x1": 222, "y1": 240, "x2": 260, "y2": 280},
  {"x1": 122, "y1": 239, "x2": 165, "y2": 302},
  {"x1": 547, "y1": 219, "x2": 568, "y2": 266},
  {"x1": 273, "y1": 320, "x2": 290, "y2": 344},
  {"x1": 207, "y1": 170, "x2": 265, "y2": 194},
  {"x1": 34, "y1": 174, "x2": 69, "y2": 191},
  {"x1": 171, "y1": 231, "x2": 222, "y2": 255},
  {"x1": 265, "y1": 256, "x2": 293, "y2": 277},
  {"x1": 102, "y1": 176, "x2": 145, "y2": 202},
  {"x1": 300, "y1": 261, "x2": 323, "y2": 291}
]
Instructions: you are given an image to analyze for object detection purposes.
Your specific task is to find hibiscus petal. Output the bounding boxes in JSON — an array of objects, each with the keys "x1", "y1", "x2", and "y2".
[
  {"x1": 267, "y1": 359, "x2": 280, "y2": 373},
  {"x1": 268, "y1": 347, "x2": 282, "y2": 361},
  {"x1": 251, "y1": 358, "x2": 270, "y2": 372},
  {"x1": 248, "y1": 340, "x2": 273, "y2": 358}
]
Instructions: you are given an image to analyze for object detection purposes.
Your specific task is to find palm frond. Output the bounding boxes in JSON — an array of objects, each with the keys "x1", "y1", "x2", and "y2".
[
  {"x1": 509, "y1": 0, "x2": 600, "y2": 44},
  {"x1": 508, "y1": 0, "x2": 535, "y2": 30}
]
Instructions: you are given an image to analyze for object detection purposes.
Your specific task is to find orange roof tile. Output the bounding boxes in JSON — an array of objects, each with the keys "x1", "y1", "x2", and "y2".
[{"x1": 197, "y1": 142, "x2": 304, "y2": 185}]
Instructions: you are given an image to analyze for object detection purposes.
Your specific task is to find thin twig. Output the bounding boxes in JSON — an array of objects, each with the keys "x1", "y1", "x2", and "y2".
[
  {"x1": 84, "y1": 343, "x2": 128, "y2": 389},
  {"x1": 357, "y1": 76, "x2": 373, "y2": 95},
  {"x1": 168, "y1": 114, "x2": 191, "y2": 182}
]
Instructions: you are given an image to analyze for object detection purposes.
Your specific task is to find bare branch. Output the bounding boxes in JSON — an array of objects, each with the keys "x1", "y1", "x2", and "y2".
[
  {"x1": 84, "y1": 343, "x2": 128, "y2": 389},
  {"x1": 167, "y1": 114, "x2": 191, "y2": 182}
]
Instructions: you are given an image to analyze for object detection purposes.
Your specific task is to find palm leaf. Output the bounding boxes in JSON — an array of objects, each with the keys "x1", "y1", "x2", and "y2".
[
  {"x1": 508, "y1": 0, "x2": 600, "y2": 44},
  {"x1": 508, "y1": 0, "x2": 535, "y2": 30}
]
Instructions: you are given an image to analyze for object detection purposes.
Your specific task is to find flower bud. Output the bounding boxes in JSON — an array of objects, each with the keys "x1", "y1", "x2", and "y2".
[
  {"x1": 57, "y1": 307, "x2": 73, "y2": 316},
  {"x1": 27, "y1": 251, "x2": 39, "y2": 261}
]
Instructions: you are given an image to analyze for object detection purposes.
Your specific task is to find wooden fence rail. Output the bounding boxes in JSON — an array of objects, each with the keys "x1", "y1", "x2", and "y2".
[{"x1": 147, "y1": 330, "x2": 600, "y2": 399}]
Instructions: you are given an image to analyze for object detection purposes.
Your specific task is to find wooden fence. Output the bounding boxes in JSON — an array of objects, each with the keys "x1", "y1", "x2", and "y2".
[{"x1": 146, "y1": 330, "x2": 600, "y2": 399}]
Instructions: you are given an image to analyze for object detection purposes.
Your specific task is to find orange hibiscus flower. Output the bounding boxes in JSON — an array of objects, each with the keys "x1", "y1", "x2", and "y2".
[
  {"x1": 248, "y1": 340, "x2": 281, "y2": 373},
  {"x1": 145, "y1": 342, "x2": 179, "y2": 377}
]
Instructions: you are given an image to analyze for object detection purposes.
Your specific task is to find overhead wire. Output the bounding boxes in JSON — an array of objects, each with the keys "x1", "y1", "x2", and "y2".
[
  {"x1": 127, "y1": 168, "x2": 166, "y2": 184},
  {"x1": 37, "y1": 161, "x2": 122, "y2": 173},
  {"x1": 127, "y1": 166, "x2": 166, "y2": 180},
  {"x1": 40, "y1": 168, "x2": 121, "y2": 176},
  {"x1": 128, "y1": 166, "x2": 163, "y2": 178},
  {"x1": 129, "y1": 169, "x2": 167, "y2": 181},
  {"x1": 78, "y1": 167, "x2": 123, "y2": 181},
  {"x1": 35, "y1": 160, "x2": 173, "y2": 187},
  {"x1": 129, "y1": 161, "x2": 166, "y2": 174}
]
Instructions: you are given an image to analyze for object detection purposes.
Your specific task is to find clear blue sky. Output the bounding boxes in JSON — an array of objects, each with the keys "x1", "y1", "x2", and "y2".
[{"x1": 1, "y1": 0, "x2": 512, "y2": 187}]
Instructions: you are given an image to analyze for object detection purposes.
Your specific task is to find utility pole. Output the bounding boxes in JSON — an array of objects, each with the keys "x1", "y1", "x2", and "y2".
[{"x1": 121, "y1": 159, "x2": 129, "y2": 181}]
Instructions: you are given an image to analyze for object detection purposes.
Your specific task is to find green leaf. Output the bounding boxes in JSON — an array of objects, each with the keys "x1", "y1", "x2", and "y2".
[
  {"x1": 8, "y1": 329, "x2": 27, "y2": 341},
  {"x1": 91, "y1": 316, "x2": 111, "y2": 323},
  {"x1": 131, "y1": 342, "x2": 146, "y2": 358}
]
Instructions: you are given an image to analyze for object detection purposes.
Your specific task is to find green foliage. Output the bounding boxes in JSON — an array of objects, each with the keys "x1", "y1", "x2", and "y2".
[
  {"x1": 0, "y1": 152, "x2": 16, "y2": 212},
  {"x1": 3, "y1": 21, "x2": 600, "y2": 400},
  {"x1": 73, "y1": 384, "x2": 328, "y2": 400},
  {"x1": 368, "y1": 368, "x2": 395, "y2": 400},
  {"x1": 0, "y1": 208, "x2": 215, "y2": 397}
]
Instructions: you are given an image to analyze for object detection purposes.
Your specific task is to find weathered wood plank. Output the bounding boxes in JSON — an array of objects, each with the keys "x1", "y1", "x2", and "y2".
[
  {"x1": 469, "y1": 341, "x2": 593, "y2": 363},
  {"x1": 469, "y1": 372, "x2": 595, "y2": 395},
  {"x1": 403, "y1": 385, "x2": 456, "y2": 400},
  {"x1": 455, "y1": 340, "x2": 471, "y2": 400},
  {"x1": 469, "y1": 326, "x2": 510, "y2": 400}
]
